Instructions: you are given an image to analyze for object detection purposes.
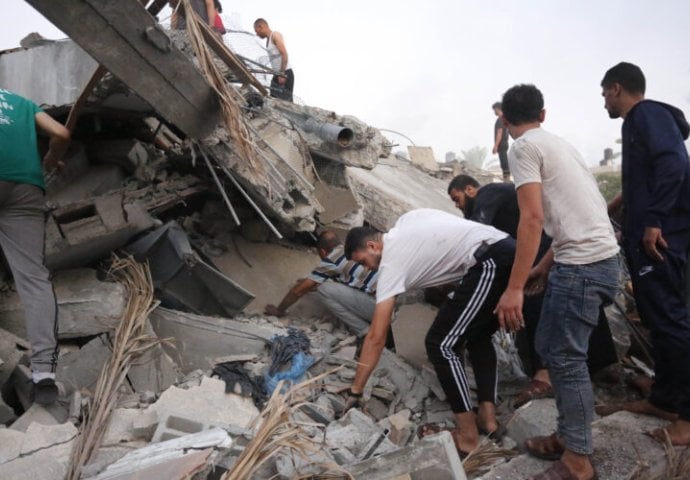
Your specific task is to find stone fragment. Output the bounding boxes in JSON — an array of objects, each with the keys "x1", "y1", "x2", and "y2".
[
  {"x1": 325, "y1": 409, "x2": 397, "y2": 459},
  {"x1": 20, "y1": 422, "x2": 78, "y2": 456},
  {"x1": 57, "y1": 334, "x2": 111, "y2": 393},
  {"x1": 0, "y1": 428, "x2": 24, "y2": 463},
  {"x1": 504, "y1": 398, "x2": 559, "y2": 448}
]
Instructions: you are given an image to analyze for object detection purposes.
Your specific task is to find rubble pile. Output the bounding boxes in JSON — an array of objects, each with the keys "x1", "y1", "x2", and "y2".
[{"x1": 0, "y1": 2, "x2": 684, "y2": 479}]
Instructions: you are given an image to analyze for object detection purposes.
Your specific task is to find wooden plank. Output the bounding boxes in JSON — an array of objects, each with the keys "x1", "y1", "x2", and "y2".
[
  {"x1": 27, "y1": 0, "x2": 220, "y2": 138},
  {"x1": 196, "y1": 20, "x2": 269, "y2": 96}
]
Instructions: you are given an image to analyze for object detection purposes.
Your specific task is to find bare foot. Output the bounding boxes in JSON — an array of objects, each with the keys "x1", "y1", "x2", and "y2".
[
  {"x1": 649, "y1": 419, "x2": 690, "y2": 446},
  {"x1": 476, "y1": 401, "x2": 498, "y2": 434},
  {"x1": 560, "y1": 449, "x2": 596, "y2": 480},
  {"x1": 595, "y1": 399, "x2": 678, "y2": 421},
  {"x1": 626, "y1": 375, "x2": 653, "y2": 397},
  {"x1": 451, "y1": 427, "x2": 478, "y2": 455}
]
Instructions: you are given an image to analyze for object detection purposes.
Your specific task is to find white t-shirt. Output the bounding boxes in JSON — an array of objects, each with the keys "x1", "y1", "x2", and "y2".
[
  {"x1": 375, "y1": 209, "x2": 508, "y2": 303},
  {"x1": 509, "y1": 127, "x2": 619, "y2": 264}
]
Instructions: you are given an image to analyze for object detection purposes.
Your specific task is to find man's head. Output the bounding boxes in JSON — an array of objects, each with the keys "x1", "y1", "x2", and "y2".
[
  {"x1": 492, "y1": 102, "x2": 503, "y2": 117},
  {"x1": 600, "y1": 62, "x2": 646, "y2": 119},
  {"x1": 447, "y1": 175, "x2": 479, "y2": 211},
  {"x1": 253, "y1": 18, "x2": 270, "y2": 38},
  {"x1": 344, "y1": 227, "x2": 383, "y2": 270},
  {"x1": 316, "y1": 230, "x2": 341, "y2": 259},
  {"x1": 501, "y1": 84, "x2": 545, "y2": 127}
]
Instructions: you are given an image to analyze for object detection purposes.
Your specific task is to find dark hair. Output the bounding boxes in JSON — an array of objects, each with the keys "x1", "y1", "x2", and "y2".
[
  {"x1": 344, "y1": 227, "x2": 378, "y2": 259},
  {"x1": 601, "y1": 62, "x2": 645, "y2": 95},
  {"x1": 448, "y1": 174, "x2": 479, "y2": 194},
  {"x1": 492, "y1": 102, "x2": 502, "y2": 110},
  {"x1": 501, "y1": 84, "x2": 544, "y2": 125},
  {"x1": 213, "y1": 0, "x2": 222, "y2": 13},
  {"x1": 254, "y1": 18, "x2": 267, "y2": 27},
  {"x1": 316, "y1": 230, "x2": 341, "y2": 253}
]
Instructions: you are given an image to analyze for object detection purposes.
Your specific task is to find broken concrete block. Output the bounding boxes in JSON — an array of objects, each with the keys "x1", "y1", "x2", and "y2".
[
  {"x1": 132, "y1": 408, "x2": 159, "y2": 440},
  {"x1": 126, "y1": 321, "x2": 179, "y2": 394},
  {"x1": 0, "y1": 269, "x2": 125, "y2": 340},
  {"x1": 103, "y1": 408, "x2": 147, "y2": 445},
  {"x1": 408, "y1": 146, "x2": 440, "y2": 172},
  {"x1": 151, "y1": 413, "x2": 225, "y2": 443},
  {"x1": 325, "y1": 409, "x2": 397, "y2": 460},
  {"x1": 346, "y1": 155, "x2": 460, "y2": 231},
  {"x1": 378, "y1": 409, "x2": 413, "y2": 446},
  {"x1": 20, "y1": 421, "x2": 77, "y2": 456},
  {"x1": 149, "y1": 307, "x2": 274, "y2": 373},
  {"x1": 88, "y1": 428, "x2": 230, "y2": 480},
  {"x1": 57, "y1": 334, "x2": 111, "y2": 394},
  {"x1": 346, "y1": 430, "x2": 467, "y2": 480},
  {"x1": 504, "y1": 398, "x2": 559, "y2": 449},
  {"x1": 45, "y1": 192, "x2": 154, "y2": 271},
  {"x1": 9, "y1": 402, "x2": 68, "y2": 433},
  {"x1": 0, "y1": 440, "x2": 74, "y2": 480},
  {"x1": 146, "y1": 376, "x2": 259, "y2": 429}
]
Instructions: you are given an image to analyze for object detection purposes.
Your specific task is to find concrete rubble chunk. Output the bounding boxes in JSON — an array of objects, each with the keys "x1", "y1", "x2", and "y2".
[
  {"x1": 346, "y1": 430, "x2": 467, "y2": 480},
  {"x1": 103, "y1": 408, "x2": 152, "y2": 445},
  {"x1": 504, "y1": 398, "x2": 559, "y2": 449},
  {"x1": 0, "y1": 440, "x2": 74, "y2": 480},
  {"x1": 145, "y1": 376, "x2": 259, "y2": 429},
  {"x1": 44, "y1": 192, "x2": 154, "y2": 271},
  {"x1": 0, "y1": 428, "x2": 25, "y2": 463},
  {"x1": 57, "y1": 334, "x2": 112, "y2": 393},
  {"x1": 0, "y1": 269, "x2": 126, "y2": 340},
  {"x1": 9, "y1": 402, "x2": 67, "y2": 433},
  {"x1": 88, "y1": 428, "x2": 230, "y2": 480},
  {"x1": 408, "y1": 146, "x2": 440, "y2": 173},
  {"x1": 347, "y1": 155, "x2": 460, "y2": 231},
  {"x1": 126, "y1": 321, "x2": 179, "y2": 394},
  {"x1": 149, "y1": 307, "x2": 274, "y2": 372},
  {"x1": 325, "y1": 409, "x2": 397, "y2": 460},
  {"x1": 20, "y1": 421, "x2": 78, "y2": 456}
]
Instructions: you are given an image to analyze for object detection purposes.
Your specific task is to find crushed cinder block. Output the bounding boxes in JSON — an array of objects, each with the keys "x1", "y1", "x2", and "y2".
[
  {"x1": 103, "y1": 408, "x2": 149, "y2": 445},
  {"x1": 149, "y1": 307, "x2": 274, "y2": 373},
  {"x1": 378, "y1": 409, "x2": 413, "y2": 446},
  {"x1": 151, "y1": 413, "x2": 226, "y2": 443},
  {"x1": 504, "y1": 398, "x2": 559, "y2": 449},
  {"x1": 325, "y1": 409, "x2": 397, "y2": 460},
  {"x1": 145, "y1": 376, "x2": 259, "y2": 429},
  {"x1": 0, "y1": 269, "x2": 125, "y2": 340},
  {"x1": 346, "y1": 430, "x2": 467, "y2": 480},
  {"x1": 132, "y1": 408, "x2": 159, "y2": 440}
]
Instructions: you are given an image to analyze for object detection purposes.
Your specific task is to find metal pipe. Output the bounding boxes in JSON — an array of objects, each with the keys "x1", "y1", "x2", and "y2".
[
  {"x1": 302, "y1": 118, "x2": 354, "y2": 147},
  {"x1": 213, "y1": 155, "x2": 284, "y2": 240},
  {"x1": 199, "y1": 146, "x2": 241, "y2": 226}
]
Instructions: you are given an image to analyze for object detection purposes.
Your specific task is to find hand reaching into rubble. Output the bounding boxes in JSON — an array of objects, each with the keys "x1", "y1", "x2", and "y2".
[
  {"x1": 264, "y1": 304, "x2": 286, "y2": 317},
  {"x1": 341, "y1": 388, "x2": 365, "y2": 416}
]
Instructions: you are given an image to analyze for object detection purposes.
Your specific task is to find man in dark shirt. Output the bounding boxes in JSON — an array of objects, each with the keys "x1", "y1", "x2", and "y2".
[
  {"x1": 492, "y1": 102, "x2": 510, "y2": 182},
  {"x1": 601, "y1": 61, "x2": 690, "y2": 446},
  {"x1": 448, "y1": 174, "x2": 552, "y2": 407}
]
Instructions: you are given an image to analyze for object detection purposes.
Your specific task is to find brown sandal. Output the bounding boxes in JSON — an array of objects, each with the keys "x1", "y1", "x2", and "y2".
[
  {"x1": 514, "y1": 379, "x2": 554, "y2": 408},
  {"x1": 524, "y1": 433, "x2": 565, "y2": 460},
  {"x1": 527, "y1": 460, "x2": 598, "y2": 480}
]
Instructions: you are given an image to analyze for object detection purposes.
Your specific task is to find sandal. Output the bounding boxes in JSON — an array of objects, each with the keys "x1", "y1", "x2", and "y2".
[
  {"x1": 514, "y1": 379, "x2": 554, "y2": 408},
  {"x1": 527, "y1": 460, "x2": 598, "y2": 480},
  {"x1": 416, "y1": 423, "x2": 472, "y2": 459},
  {"x1": 524, "y1": 433, "x2": 565, "y2": 460}
]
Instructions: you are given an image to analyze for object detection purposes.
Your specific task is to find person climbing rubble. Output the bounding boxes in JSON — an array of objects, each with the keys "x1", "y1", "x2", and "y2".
[
  {"x1": 253, "y1": 17, "x2": 294, "y2": 102},
  {"x1": 342, "y1": 209, "x2": 514, "y2": 457},
  {"x1": 0, "y1": 88, "x2": 70, "y2": 405}
]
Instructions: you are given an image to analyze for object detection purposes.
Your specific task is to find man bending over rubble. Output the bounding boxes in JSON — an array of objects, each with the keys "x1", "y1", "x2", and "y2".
[
  {"x1": 343, "y1": 209, "x2": 514, "y2": 457},
  {"x1": 0, "y1": 89, "x2": 70, "y2": 405},
  {"x1": 265, "y1": 230, "x2": 386, "y2": 344}
]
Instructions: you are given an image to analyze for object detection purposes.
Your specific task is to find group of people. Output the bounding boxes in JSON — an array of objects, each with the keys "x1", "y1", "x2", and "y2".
[{"x1": 268, "y1": 62, "x2": 690, "y2": 480}]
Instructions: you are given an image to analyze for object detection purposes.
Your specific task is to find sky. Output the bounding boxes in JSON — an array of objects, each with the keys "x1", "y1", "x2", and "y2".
[{"x1": 2, "y1": 0, "x2": 690, "y2": 166}]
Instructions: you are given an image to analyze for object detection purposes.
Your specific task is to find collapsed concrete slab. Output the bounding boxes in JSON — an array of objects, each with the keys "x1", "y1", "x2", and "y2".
[
  {"x1": 347, "y1": 155, "x2": 461, "y2": 231},
  {"x1": 148, "y1": 307, "x2": 274, "y2": 372},
  {"x1": 57, "y1": 334, "x2": 112, "y2": 393},
  {"x1": 0, "y1": 269, "x2": 125, "y2": 340},
  {"x1": 45, "y1": 192, "x2": 154, "y2": 271},
  {"x1": 0, "y1": 439, "x2": 74, "y2": 480}
]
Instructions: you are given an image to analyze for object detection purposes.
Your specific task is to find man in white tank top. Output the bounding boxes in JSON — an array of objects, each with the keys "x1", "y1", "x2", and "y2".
[{"x1": 254, "y1": 18, "x2": 294, "y2": 102}]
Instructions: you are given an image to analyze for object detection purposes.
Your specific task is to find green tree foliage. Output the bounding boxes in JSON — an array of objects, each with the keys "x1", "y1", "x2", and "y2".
[{"x1": 595, "y1": 172, "x2": 621, "y2": 202}]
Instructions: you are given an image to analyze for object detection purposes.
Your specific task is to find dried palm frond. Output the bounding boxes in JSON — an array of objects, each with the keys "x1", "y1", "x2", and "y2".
[
  {"x1": 66, "y1": 256, "x2": 161, "y2": 480},
  {"x1": 462, "y1": 439, "x2": 518, "y2": 477},
  {"x1": 633, "y1": 430, "x2": 690, "y2": 480},
  {"x1": 181, "y1": 0, "x2": 262, "y2": 175},
  {"x1": 224, "y1": 370, "x2": 354, "y2": 480}
]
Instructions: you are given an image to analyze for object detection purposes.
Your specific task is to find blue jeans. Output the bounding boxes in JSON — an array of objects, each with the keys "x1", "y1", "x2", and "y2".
[{"x1": 536, "y1": 255, "x2": 620, "y2": 455}]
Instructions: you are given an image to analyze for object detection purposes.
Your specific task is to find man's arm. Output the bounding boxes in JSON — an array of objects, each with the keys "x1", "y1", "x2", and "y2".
[
  {"x1": 494, "y1": 182, "x2": 544, "y2": 331},
  {"x1": 493, "y1": 127, "x2": 503, "y2": 155},
  {"x1": 607, "y1": 192, "x2": 622, "y2": 216},
  {"x1": 272, "y1": 31, "x2": 289, "y2": 85},
  {"x1": 35, "y1": 112, "x2": 70, "y2": 170},
  {"x1": 349, "y1": 297, "x2": 396, "y2": 394},
  {"x1": 204, "y1": 0, "x2": 216, "y2": 27},
  {"x1": 265, "y1": 278, "x2": 319, "y2": 316}
]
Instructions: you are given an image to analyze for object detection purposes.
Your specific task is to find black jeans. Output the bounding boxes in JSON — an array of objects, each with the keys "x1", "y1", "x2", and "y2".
[{"x1": 270, "y1": 69, "x2": 294, "y2": 102}]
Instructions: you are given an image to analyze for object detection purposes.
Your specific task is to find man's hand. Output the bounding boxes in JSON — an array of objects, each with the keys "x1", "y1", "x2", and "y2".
[
  {"x1": 43, "y1": 152, "x2": 65, "y2": 172},
  {"x1": 340, "y1": 388, "x2": 364, "y2": 417},
  {"x1": 277, "y1": 75, "x2": 286, "y2": 85},
  {"x1": 642, "y1": 226, "x2": 667, "y2": 262},
  {"x1": 492, "y1": 145, "x2": 498, "y2": 155},
  {"x1": 494, "y1": 287, "x2": 524, "y2": 332},
  {"x1": 524, "y1": 265, "x2": 548, "y2": 296},
  {"x1": 264, "y1": 304, "x2": 285, "y2": 317}
]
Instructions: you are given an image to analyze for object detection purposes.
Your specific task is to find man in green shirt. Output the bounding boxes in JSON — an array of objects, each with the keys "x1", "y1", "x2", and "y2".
[{"x1": 0, "y1": 89, "x2": 70, "y2": 405}]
